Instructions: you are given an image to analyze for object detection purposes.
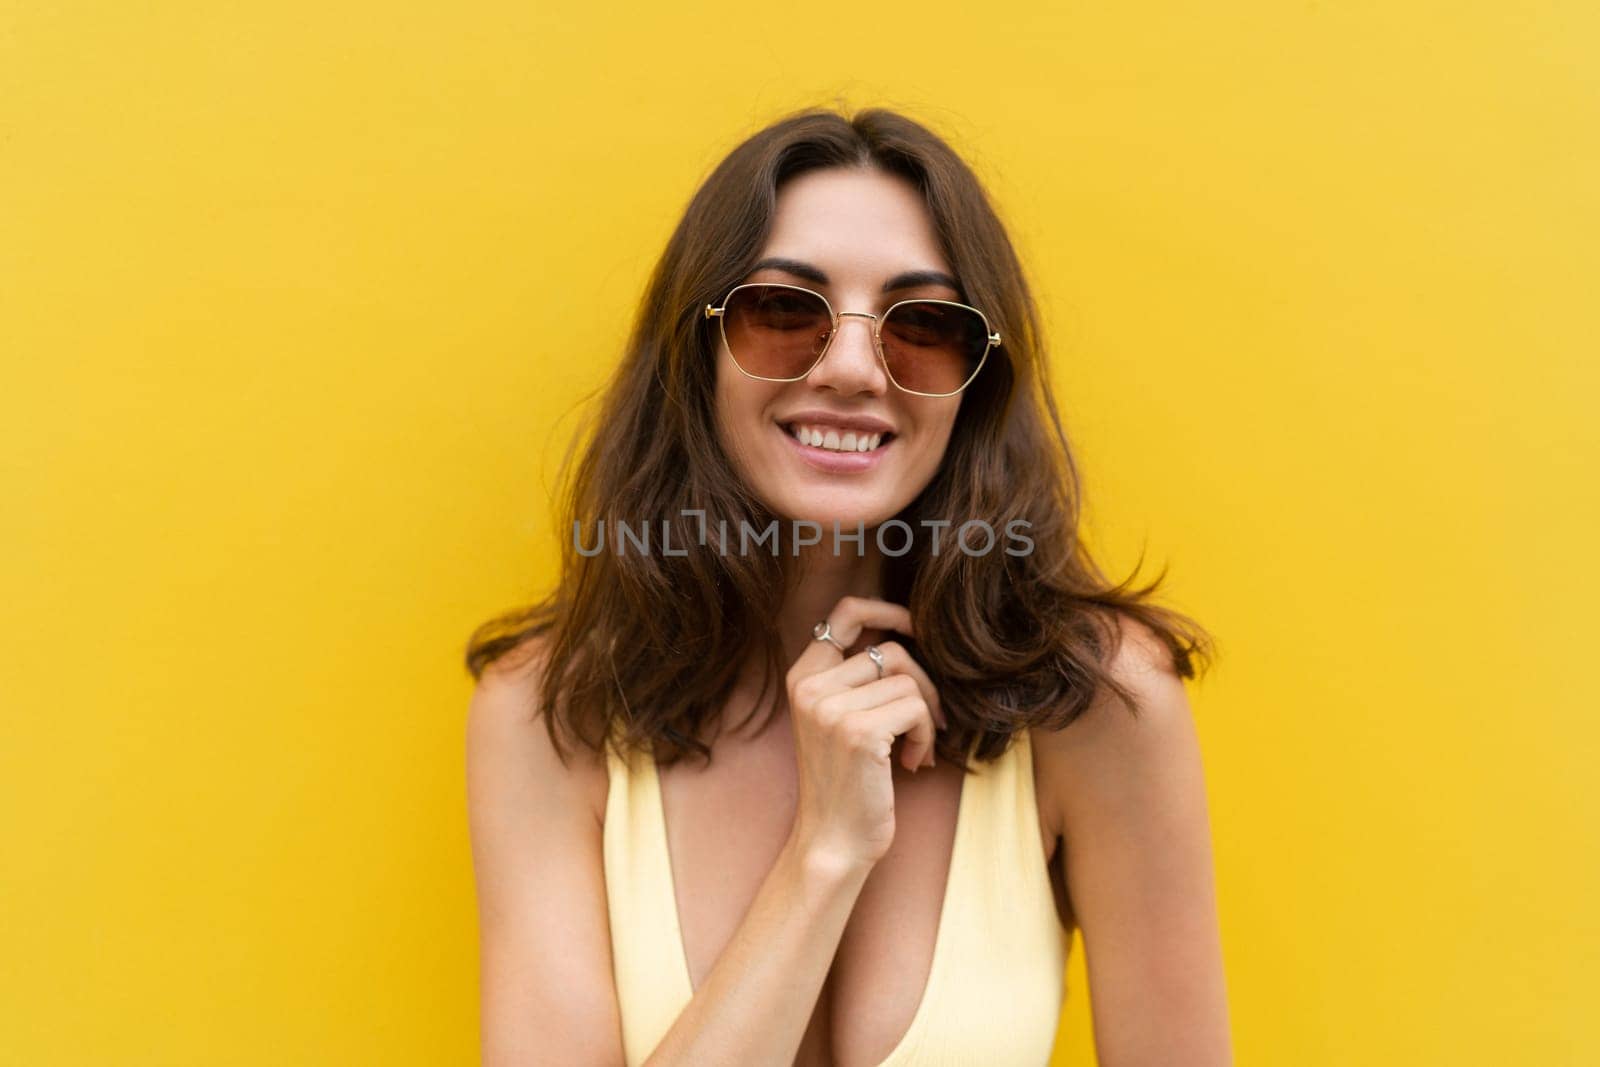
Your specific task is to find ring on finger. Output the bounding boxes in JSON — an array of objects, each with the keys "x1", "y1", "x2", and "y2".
[
  {"x1": 866, "y1": 644, "x2": 886, "y2": 680},
  {"x1": 812, "y1": 620, "x2": 847, "y2": 654}
]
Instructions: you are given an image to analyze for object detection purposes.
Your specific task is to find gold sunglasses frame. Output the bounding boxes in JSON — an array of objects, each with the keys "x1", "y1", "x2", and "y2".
[{"x1": 703, "y1": 281, "x2": 1003, "y2": 399}]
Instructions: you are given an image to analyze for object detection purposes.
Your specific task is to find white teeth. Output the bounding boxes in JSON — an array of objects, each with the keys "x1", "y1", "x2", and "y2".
[{"x1": 787, "y1": 423, "x2": 890, "y2": 453}]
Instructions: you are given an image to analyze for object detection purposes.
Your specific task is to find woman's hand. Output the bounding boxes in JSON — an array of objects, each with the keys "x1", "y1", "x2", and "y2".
[{"x1": 784, "y1": 596, "x2": 949, "y2": 871}]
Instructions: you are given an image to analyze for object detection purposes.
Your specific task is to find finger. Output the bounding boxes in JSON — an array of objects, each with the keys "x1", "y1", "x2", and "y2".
[
  {"x1": 860, "y1": 695, "x2": 937, "y2": 772},
  {"x1": 805, "y1": 643, "x2": 947, "y2": 733},
  {"x1": 791, "y1": 597, "x2": 914, "y2": 676},
  {"x1": 816, "y1": 671, "x2": 921, "y2": 715},
  {"x1": 805, "y1": 647, "x2": 901, "y2": 691},
  {"x1": 818, "y1": 681, "x2": 936, "y2": 770},
  {"x1": 823, "y1": 596, "x2": 914, "y2": 653},
  {"x1": 868, "y1": 642, "x2": 947, "y2": 731}
]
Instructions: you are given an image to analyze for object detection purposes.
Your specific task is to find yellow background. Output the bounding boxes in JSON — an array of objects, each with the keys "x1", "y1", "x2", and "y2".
[{"x1": 4, "y1": 2, "x2": 1596, "y2": 1063}]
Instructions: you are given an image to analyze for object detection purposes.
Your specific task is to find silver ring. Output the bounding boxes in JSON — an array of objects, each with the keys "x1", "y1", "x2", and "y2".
[
  {"x1": 866, "y1": 644, "x2": 886, "y2": 679},
  {"x1": 812, "y1": 620, "x2": 847, "y2": 654}
]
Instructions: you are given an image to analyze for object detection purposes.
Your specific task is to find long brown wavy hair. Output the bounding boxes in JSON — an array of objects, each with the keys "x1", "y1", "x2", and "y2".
[{"x1": 465, "y1": 105, "x2": 1216, "y2": 770}]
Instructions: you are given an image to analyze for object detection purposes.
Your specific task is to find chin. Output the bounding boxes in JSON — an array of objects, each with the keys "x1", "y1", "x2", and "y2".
[{"x1": 770, "y1": 490, "x2": 902, "y2": 532}]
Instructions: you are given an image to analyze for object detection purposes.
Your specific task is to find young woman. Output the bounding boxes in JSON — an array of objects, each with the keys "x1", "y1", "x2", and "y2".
[{"x1": 464, "y1": 107, "x2": 1232, "y2": 1066}]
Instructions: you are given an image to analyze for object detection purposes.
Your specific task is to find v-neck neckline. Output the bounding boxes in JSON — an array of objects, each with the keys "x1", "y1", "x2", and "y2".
[{"x1": 650, "y1": 752, "x2": 973, "y2": 1065}]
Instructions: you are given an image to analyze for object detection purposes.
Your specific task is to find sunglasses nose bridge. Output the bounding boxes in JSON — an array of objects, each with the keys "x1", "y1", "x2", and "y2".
[
  {"x1": 808, "y1": 308, "x2": 890, "y2": 388},
  {"x1": 816, "y1": 309, "x2": 885, "y2": 361}
]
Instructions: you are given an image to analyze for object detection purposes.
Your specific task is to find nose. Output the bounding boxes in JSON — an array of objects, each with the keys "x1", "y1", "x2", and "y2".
[{"x1": 808, "y1": 312, "x2": 889, "y2": 396}]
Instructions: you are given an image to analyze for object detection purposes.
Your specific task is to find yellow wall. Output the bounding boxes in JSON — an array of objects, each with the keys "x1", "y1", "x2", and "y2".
[{"x1": 4, "y1": 2, "x2": 1596, "y2": 1063}]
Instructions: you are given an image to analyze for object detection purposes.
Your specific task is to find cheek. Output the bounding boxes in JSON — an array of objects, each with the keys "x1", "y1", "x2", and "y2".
[
  {"x1": 911, "y1": 429, "x2": 954, "y2": 485},
  {"x1": 712, "y1": 374, "x2": 735, "y2": 445},
  {"x1": 712, "y1": 356, "x2": 779, "y2": 465},
  {"x1": 906, "y1": 405, "x2": 960, "y2": 463},
  {"x1": 712, "y1": 352, "x2": 749, "y2": 435}
]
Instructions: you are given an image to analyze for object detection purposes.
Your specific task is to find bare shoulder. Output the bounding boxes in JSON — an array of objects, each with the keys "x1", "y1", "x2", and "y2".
[
  {"x1": 466, "y1": 634, "x2": 626, "y2": 1064},
  {"x1": 466, "y1": 633, "x2": 609, "y2": 830},
  {"x1": 1030, "y1": 616, "x2": 1202, "y2": 824},
  {"x1": 1026, "y1": 619, "x2": 1230, "y2": 1064}
]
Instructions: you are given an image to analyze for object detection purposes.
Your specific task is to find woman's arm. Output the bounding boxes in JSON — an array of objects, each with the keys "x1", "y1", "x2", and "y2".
[
  {"x1": 467, "y1": 660, "x2": 867, "y2": 1066},
  {"x1": 467, "y1": 602, "x2": 934, "y2": 1066},
  {"x1": 639, "y1": 831, "x2": 872, "y2": 1065},
  {"x1": 466, "y1": 649, "x2": 626, "y2": 1065},
  {"x1": 1037, "y1": 621, "x2": 1233, "y2": 1066}
]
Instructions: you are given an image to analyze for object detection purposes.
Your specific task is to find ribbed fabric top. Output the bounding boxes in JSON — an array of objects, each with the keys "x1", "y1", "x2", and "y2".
[{"x1": 602, "y1": 730, "x2": 1070, "y2": 1065}]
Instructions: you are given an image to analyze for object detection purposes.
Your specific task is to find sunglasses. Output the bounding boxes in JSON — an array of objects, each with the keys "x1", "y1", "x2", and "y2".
[{"x1": 704, "y1": 282, "x2": 1002, "y2": 398}]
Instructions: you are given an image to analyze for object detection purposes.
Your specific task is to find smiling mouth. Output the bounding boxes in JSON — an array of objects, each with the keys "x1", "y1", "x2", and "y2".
[{"x1": 780, "y1": 422, "x2": 896, "y2": 454}]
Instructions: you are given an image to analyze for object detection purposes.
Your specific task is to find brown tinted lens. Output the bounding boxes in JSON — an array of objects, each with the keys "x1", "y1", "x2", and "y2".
[
  {"x1": 881, "y1": 301, "x2": 990, "y2": 394},
  {"x1": 721, "y1": 284, "x2": 833, "y2": 379}
]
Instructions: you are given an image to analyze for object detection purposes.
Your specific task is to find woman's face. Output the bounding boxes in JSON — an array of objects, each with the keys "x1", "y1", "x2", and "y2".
[{"x1": 714, "y1": 166, "x2": 965, "y2": 529}]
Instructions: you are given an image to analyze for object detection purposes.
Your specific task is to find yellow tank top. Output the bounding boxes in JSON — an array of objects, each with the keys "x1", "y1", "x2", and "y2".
[{"x1": 603, "y1": 729, "x2": 1071, "y2": 1065}]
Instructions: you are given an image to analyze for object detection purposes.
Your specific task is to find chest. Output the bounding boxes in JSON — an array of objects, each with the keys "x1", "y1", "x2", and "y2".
[{"x1": 656, "y1": 730, "x2": 1066, "y2": 1066}]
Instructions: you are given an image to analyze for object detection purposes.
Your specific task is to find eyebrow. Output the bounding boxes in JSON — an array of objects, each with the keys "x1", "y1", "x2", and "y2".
[{"x1": 748, "y1": 256, "x2": 963, "y2": 295}]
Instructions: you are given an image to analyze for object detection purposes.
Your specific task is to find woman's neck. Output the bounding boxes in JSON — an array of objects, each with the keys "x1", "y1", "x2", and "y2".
[{"x1": 772, "y1": 544, "x2": 889, "y2": 667}]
